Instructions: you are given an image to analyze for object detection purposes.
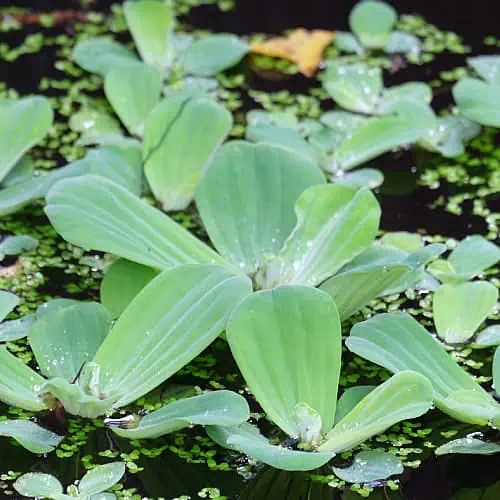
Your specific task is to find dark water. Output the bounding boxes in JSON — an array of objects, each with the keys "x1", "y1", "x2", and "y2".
[{"x1": 1, "y1": 1, "x2": 499, "y2": 498}]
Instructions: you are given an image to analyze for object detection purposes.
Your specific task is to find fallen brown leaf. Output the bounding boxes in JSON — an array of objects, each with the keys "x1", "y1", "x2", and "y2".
[{"x1": 251, "y1": 28, "x2": 335, "y2": 77}]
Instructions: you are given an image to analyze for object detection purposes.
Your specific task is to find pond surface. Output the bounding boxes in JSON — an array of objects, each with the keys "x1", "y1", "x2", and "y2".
[{"x1": 0, "y1": 0, "x2": 499, "y2": 498}]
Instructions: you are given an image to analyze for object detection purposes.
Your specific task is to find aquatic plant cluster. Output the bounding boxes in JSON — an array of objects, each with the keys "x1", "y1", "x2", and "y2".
[{"x1": 0, "y1": 0, "x2": 499, "y2": 497}]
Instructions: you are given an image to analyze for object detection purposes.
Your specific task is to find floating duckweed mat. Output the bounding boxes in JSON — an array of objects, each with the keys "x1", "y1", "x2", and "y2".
[{"x1": 0, "y1": 1, "x2": 499, "y2": 499}]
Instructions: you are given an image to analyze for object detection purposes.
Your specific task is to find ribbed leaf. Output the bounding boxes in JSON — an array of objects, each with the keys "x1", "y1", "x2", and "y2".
[
  {"x1": 332, "y1": 451, "x2": 403, "y2": 483},
  {"x1": 124, "y1": 0, "x2": 174, "y2": 68},
  {"x1": 0, "y1": 421, "x2": 63, "y2": 455},
  {"x1": 453, "y1": 78, "x2": 500, "y2": 127},
  {"x1": 183, "y1": 34, "x2": 249, "y2": 76},
  {"x1": 72, "y1": 38, "x2": 138, "y2": 76},
  {"x1": 94, "y1": 265, "x2": 252, "y2": 407},
  {"x1": 468, "y1": 56, "x2": 500, "y2": 86},
  {"x1": 79, "y1": 462, "x2": 125, "y2": 496},
  {"x1": 207, "y1": 423, "x2": 335, "y2": 472},
  {"x1": 319, "y1": 372, "x2": 433, "y2": 452},
  {"x1": 227, "y1": 286, "x2": 341, "y2": 439},
  {"x1": 493, "y1": 346, "x2": 500, "y2": 397},
  {"x1": 196, "y1": 141, "x2": 325, "y2": 274},
  {"x1": 436, "y1": 437, "x2": 500, "y2": 456},
  {"x1": 0, "y1": 346, "x2": 45, "y2": 411},
  {"x1": 257, "y1": 184, "x2": 380, "y2": 288},
  {"x1": 14, "y1": 471, "x2": 63, "y2": 496},
  {"x1": 473, "y1": 325, "x2": 500, "y2": 348},
  {"x1": 45, "y1": 175, "x2": 226, "y2": 271},
  {"x1": 346, "y1": 312, "x2": 499, "y2": 424},
  {"x1": 0, "y1": 291, "x2": 19, "y2": 322},
  {"x1": 100, "y1": 259, "x2": 159, "y2": 318},
  {"x1": 433, "y1": 282, "x2": 498, "y2": 344},
  {"x1": 334, "y1": 386, "x2": 375, "y2": 424},
  {"x1": 334, "y1": 32, "x2": 364, "y2": 54},
  {"x1": 350, "y1": 1, "x2": 396, "y2": 48},
  {"x1": 384, "y1": 31, "x2": 421, "y2": 55},
  {"x1": 144, "y1": 96, "x2": 232, "y2": 211},
  {"x1": 0, "y1": 96, "x2": 53, "y2": 183},
  {"x1": 29, "y1": 302, "x2": 112, "y2": 381},
  {"x1": 105, "y1": 62, "x2": 162, "y2": 136},
  {"x1": 112, "y1": 391, "x2": 250, "y2": 439}
]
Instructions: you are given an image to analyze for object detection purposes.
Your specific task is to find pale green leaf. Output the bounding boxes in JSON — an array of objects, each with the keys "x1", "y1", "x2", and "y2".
[
  {"x1": 319, "y1": 371, "x2": 433, "y2": 452},
  {"x1": 183, "y1": 34, "x2": 249, "y2": 76},
  {"x1": 449, "y1": 236, "x2": 500, "y2": 281},
  {"x1": 0, "y1": 291, "x2": 19, "y2": 322},
  {"x1": 111, "y1": 390, "x2": 249, "y2": 439},
  {"x1": 29, "y1": 302, "x2": 112, "y2": 380},
  {"x1": 334, "y1": 168, "x2": 384, "y2": 189},
  {"x1": 0, "y1": 235, "x2": 38, "y2": 259},
  {"x1": 143, "y1": 95, "x2": 232, "y2": 211},
  {"x1": 72, "y1": 38, "x2": 138, "y2": 76},
  {"x1": 349, "y1": 1, "x2": 396, "y2": 48},
  {"x1": 379, "y1": 82, "x2": 431, "y2": 113},
  {"x1": 257, "y1": 184, "x2": 380, "y2": 288},
  {"x1": 493, "y1": 346, "x2": 500, "y2": 397},
  {"x1": 473, "y1": 326, "x2": 500, "y2": 348},
  {"x1": 69, "y1": 108, "x2": 122, "y2": 139},
  {"x1": 246, "y1": 109, "x2": 299, "y2": 129},
  {"x1": 332, "y1": 450, "x2": 403, "y2": 483},
  {"x1": 334, "y1": 32, "x2": 364, "y2": 54},
  {"x1": 0, "y1": 346, "x2": 45, "y2": 411},
  {"x1": 79, "y1": 462, "x2": 125, "y2": 496},
  {"x1": 2, "y1": 155, "x2": 34, "y2": 187},
  {"x1": 101, "y1": 259, "x2": 158, "y2": 318},
  {"x1": 384, "y1": 31, "x2": 421, "y2": 54},
  {"x1": 320, "y1": 111, "x2": 370, "y2": 136},
  {"x1": 320, "y1": 261, "x2": 410, "y2": 320},
  {"x1": 0, "y1": 315, "x2": 35, "y2": 342},
  {"x1": 380, "y1": 231, "x2": 423, "y2": 253},
  {"x1": 436, "y1": 437, "x2": 500, "y2": 456},
  {"x1": 124, "y1": 0, "x2": 174, "y2": 68},
  {"x1": 334, "y1": 386, "x2": 375, "y2": 424},
  {"x1": 1, "y1": 421, "x2": 63, "y2": 455},
  {"x1": 14, "y1": 472, "x2": 63, "y2": 497},
  {"x1": 196, "y1": 141, "x2": 325, "y2": 274},
  {"x1": 94, "y1": 265, "x2": 252, "y2": 407},
  {"x1": 0, "y1": 96, "x2": 53, "y2": 183},
  {"x1": 433, "y1": 282, "x2": 498, "y2": 344},
  {"x1": 207, "y1": 423, "x2": 334, "y2": 471},
  {"x1": 346, "y1": 312, "x2": 498, "y2": 424},
  {"x1": 105, "y1": 62, "x2": 162, "y2": 136},
  {"x1": 453, "y1": 78, "x2": 500, "y2": 127},
  {"x1": 227, "y1": 286, "x2": 341, "y2": 438},
  {"x1": 45, "y1": 175, "x2": 226, "y2": 271},
  {"x1": 322, "y1": 64, "x2": 382, "y2": 114},
  {"x1": 468, "y1": 55, "x2": 500, "y2": 86}
]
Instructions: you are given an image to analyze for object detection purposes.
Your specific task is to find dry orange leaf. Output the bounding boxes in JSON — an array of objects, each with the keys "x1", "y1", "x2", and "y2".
[{"x1": 250, "y1": 28, "x2": 335, "y2": 77}]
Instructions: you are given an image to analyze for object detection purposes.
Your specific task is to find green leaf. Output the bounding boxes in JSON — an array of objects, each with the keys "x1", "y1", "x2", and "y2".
[
  {"x1": 0, "y1": 235, "x2": 38, "y2": 259},
  {"x1": 81, "y1": 146, "x2": 144, "y2": 196},
  {"x1": 111, "y1": 390, "x2": 250, "y2": 439},
  {"x1": 320, "y1": 261, "x2": 409, "y2": 320},
  {"x1": 101, "y1": 259, "x2": 158, "y2": 318},
  {"x1": 1, "y1": 421, "x2": 63, "y2": 455},
  {"x1": 334, "y1": 386, "x2": 375, "y2": 424},
  {"x1": 79, "y1": 462, "x2": 125, "y2": 496},
  {"x1": 319, "y1": 371, "x2": 433, "y2": 452},
  {"x1": 0, "y1": 96, "x2": 53, "y2": 183},
  {"x1": 2, "y1": 155, "x2": 34, "y2": 187},
  {"x1": 257, "y1": 184, "x2": 380, "y2": 288},
  {"x1": 72, "y1": 38, "x2": 137, "y2": 76},
  {"x1": 379, "y1": 82, "x2": 432, "y2": 113},
  {"x1": 0, "y1": 161, "x2": 88, "y2": 217},
  {"x1": 468, "y1": 55, "x2": 500, "y2": 86},
  {"x1": 436, "y1": 437, "x2": 500, "y2": 456},
  {"x1": 346, "y1": 312, "x2": 498, "y2": 425},
  {"x1": 334, "y1": 168, "x2": 384, "y2": 189},
  {"x1": 14, "y1": 472, "x2": 63, "y2": 497},
  {"x1": 124, "y1": 0, "x2": 174, "y2": 68},
  {"x1": 349, "y1": 1, "x2": 396, "y2": 48},
  {"x1": 45, "y1": 175, "x2": 226, "y2": 271},
  {"x1": 183, "y1": 34, "x2": 249, "y2": 76},
  {"x1": 493, "y1": 346, "x2": 500, "y2": 397},
  {"x1": 207, "y1": 423, "x2": 335, "y2": 471},
  {"x1": 29, "y1": 302, "x2": 112, "y2": 381},
  {"x1": 433, "y1": 282, "x2": 498, "y2": 344},
  {"x1": 94, "y1": 265, "x2": 252, "y2": 407},
  {"x1": 473, "y1": 326, "x2": 500, "y2": 348},
  {"x1": 0, "y1": 315, "x2": 35, "y2": 342},
  {"x1": 334, "y1": 32, "x2": 364, "y2": 54},
  {"x1": 320, "y1": 111, "x2": 370, "y2": 136},
  {"x1": 196, "y1": 141, "x2": 325, "y2": 274},
  {"x1": 246, "y1": 124, "x2": 319, "y2": 167},
  {"x1": 0, "y1": 346, "x2": 45, "y2": 411},
  {"x1": 384, "y1": 31, "x2": 421, "y2": 54},
  {"x1": 322, "y1": 64, "x2": 382, "y2": 114},
  {"x1": 69, "y1": 108, "x2": 122, "y2": 140},
  {"x1": 227, "y1": 286, "x2": 341, "y2": 439},
  {"x1": 105, "y1": 62, "x2": 162, "y2": 136},
  {"x1": 332, "y1": 450, "x2": 403, "y2": 483},
  {"x1": 380, "y1": 231, "x2": 423, "y2": 253},
  {"x1": 0, "y1": 291, "x2": 19, "y2": 322},
  {"x1": 143, "y1": 96, "x2": 232, "y2": 211},
  {"x1": 453, "y1": 78, "x2": 500, "y2": 127}
]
